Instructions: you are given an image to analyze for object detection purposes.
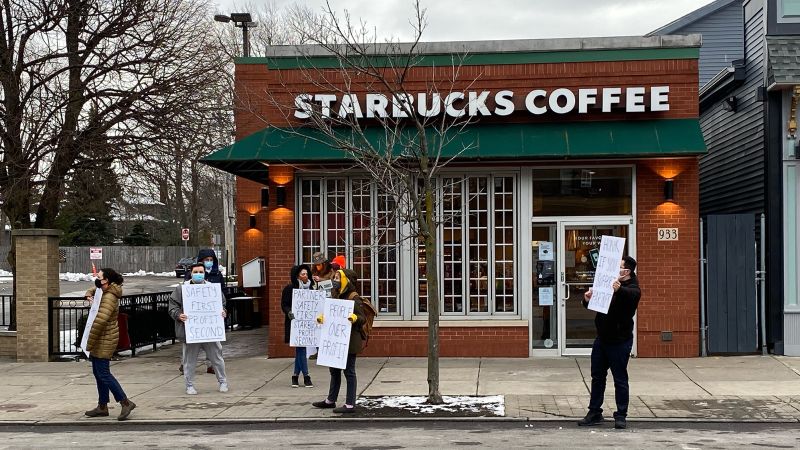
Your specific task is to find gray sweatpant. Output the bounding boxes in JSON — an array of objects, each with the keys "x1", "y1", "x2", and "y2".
[{"x1": 183, "y1": 341, "x2": 227, "y2": 387}]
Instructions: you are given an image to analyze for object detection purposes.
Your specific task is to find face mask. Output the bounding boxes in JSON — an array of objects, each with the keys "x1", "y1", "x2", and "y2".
[
  {"x1": 191, "y1": 273, "x2": 205, "y2": 283},
  {"x1": 203, "y1": 260, "x2": 214, "y2": 270},
  {"x1": 94, "y1": 279, "x2": 103, "y2": 289},
  {"x1": 619, "y1": 269, "x2": 629, "y2": 277},
  {"x1": 332, "y1": 280, "x2": 341, "y2": 294}
]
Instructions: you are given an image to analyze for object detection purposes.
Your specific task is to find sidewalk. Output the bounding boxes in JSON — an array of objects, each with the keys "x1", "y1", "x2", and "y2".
[{"x1": 1, "y1": 329, "x2": 799, "y2": 424}]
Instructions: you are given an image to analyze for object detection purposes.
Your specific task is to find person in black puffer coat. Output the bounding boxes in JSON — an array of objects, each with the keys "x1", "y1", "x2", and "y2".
[
  {"x1": 578, "y1": 255, "x2": 641, "y2": 430},
  {"x1": 281, "y1": 264, "x2": 314, "y2": 388}
]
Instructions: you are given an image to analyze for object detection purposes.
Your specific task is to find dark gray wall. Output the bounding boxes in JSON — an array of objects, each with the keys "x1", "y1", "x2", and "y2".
[{"x1": 699, "y1": 4, "x2": 766, "y2": 216}]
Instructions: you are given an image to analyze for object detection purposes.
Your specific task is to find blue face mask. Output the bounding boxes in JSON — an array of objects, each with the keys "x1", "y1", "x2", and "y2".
[
  {"x1": 203, "y1": 260, "x2": 214, "y2": 270},
  {"x1": 191, "y1": 273, "x2": 205, "y2": 283}
]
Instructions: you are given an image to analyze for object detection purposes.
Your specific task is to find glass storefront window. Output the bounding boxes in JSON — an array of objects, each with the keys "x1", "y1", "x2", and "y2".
[
  {"x1": 297, "y1": 178, "x2": 400, "y2": 315},
  {"x1": 532, "y1": 167, "x2": 633, "y2": 216}
]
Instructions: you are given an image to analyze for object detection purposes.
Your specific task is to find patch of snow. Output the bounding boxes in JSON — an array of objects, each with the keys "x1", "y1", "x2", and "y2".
[
  {"x1": 357, "y1": 395, "x2": 505, "y2": 416},
  {"x1": 122, "y1": 270, "x2": 175, "y2": 277},
  {"x1": 60, "y1": 272, "x2": 95, "y2": 282},
  {"x1": 0, "y1": 269, "x2": 12, "y2": 277}
]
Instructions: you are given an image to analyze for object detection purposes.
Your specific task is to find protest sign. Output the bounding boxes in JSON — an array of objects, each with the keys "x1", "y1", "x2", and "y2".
[
  {"x1": 316, "y1": 297, "x2": 354, "y2": 369},
  {"x1": 290, "y1": 289, "x2": 326, "y2": 347},
  {"x1": 81, "y1": 289, "x2": 103, "y2": 357},
  {"x1": 318, "y1": 279, "x2": 333, "y2": 297},
  {"x1": 588, "y1": 235, "x2": 626, "y2": 314},
  {"x1": 182, "y1": 283, "x2": 226, "y2": 344}
]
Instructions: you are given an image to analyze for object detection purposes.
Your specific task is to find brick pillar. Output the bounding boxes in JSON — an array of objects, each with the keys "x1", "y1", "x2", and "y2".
[{"x1": 12, "y1": 229, "x2": 61, "y2": 362}]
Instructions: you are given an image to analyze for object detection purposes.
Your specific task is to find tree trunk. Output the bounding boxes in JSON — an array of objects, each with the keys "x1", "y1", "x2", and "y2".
[{"x1": 424, "y1": 181, "x2": 443, "y2": 404}]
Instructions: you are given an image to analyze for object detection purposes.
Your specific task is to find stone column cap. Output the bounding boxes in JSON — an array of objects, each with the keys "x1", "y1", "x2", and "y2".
[{"x1": 11, "y1": 228, "x2": 63, "y2": 237}]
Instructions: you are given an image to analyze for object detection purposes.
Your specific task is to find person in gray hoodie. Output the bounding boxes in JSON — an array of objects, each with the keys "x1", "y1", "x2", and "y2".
[{"x1": 169, "y1": 263, "x2": 229, "y2": 395}]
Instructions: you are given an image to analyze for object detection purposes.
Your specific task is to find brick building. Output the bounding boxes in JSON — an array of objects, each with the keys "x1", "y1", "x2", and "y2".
[{"x1": 203, "y1": 35, "x2": 706, "y2": 358}]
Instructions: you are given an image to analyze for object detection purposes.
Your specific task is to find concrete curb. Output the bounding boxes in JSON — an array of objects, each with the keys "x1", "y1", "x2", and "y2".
[{"x1": 1, "y1": 416, "x2": 798, "y2": 427}]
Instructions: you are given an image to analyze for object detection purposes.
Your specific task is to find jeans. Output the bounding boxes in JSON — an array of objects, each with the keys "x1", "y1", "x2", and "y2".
[
  {"x1": 294, "y1": 347, "x2": 309, "y2": 376},
  {"x1": 327, "y1": 353, "x2": 357, "y2": 406},
  {"x1": 588, "y1": 337, "x2": 633, "y2": 418},
  {"x1": 90, "y1": 356, "x2": 127, "y2": 404}
]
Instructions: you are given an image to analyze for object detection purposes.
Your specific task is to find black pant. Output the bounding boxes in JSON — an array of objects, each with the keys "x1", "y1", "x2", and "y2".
[
  {"x1": 588, "y1": 337, "x2": 633, "y2": 418},
  {"x1": 327, "y1": 353, "x2": 357, "y2": 406}
]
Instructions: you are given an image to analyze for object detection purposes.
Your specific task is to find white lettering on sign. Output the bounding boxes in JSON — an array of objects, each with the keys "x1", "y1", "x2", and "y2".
[
  {"x1": 294, "y1": 86, "x2": 672, "y2": 119},
  {"x1": 658, "y1": 228, "x2": 679, "y2": 241}
]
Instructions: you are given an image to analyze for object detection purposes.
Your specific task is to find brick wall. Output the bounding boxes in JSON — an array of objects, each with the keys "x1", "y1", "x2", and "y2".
[
  {"x1": 12, "y1": 229, "x2": 61, "y2": 362},
  {"x1": 0, "y1": 332, "x2": 16, "y2": 358},
  {"x1": 635, "y1": 158, "x2": 700, "y2": 357},
  {"x1": 236, "y1": 58, "x2": 699, "y2": 131}
]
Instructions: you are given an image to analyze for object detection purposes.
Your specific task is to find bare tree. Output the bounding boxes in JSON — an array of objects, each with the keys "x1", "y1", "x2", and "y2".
[
  {"x1": 254, "y1": 0, "x2": 480, "y2": 404},
  {"x1": 0, "y1": 0, "x2": 228, "y2": 328}
]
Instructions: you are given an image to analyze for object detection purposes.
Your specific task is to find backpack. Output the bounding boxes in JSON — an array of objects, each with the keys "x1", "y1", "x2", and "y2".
[{"x1": 348, "y1": 291, "x2": 377, "y2": 346}]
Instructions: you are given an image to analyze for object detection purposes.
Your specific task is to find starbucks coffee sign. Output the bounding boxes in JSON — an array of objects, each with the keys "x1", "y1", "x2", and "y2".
[{"x1": 294, "y1": 86, "x2": 670, "y2": 119}]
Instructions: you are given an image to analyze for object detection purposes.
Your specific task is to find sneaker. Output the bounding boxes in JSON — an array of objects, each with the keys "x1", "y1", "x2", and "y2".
[
  {"x1": 312, "y1": 400, "x2": 336, "y2": 409},
  {"x1": 303, "y1": 375, "x2": 314, "y2": 388},
  {"x1": 291, "y1": 376, "x2": 299, "y2": 388},
  {"x1": 84, "y1": 405, "x2": 109, "y2": 417},
  {"x1": 332, "y1": 405, "x2": 356, "y2": 414},
  {"x1": 614, "y1": 417, "x2": 627, "y2": 429},
  {"x1": 117, "y1": 400, "x2": 136, "y2": 421},
  {"x1": 577, "y1": 412, "x2": 604, "y2": 426},
  {"x1": 219, "y1": 383, "x2": 229, "y2": 393},
  {"x1": 206, "y1": 366, "x2": 215, "y2": 375},
  {"x1": 186, "y1": 386, "x2": 198, "y2": 395}
]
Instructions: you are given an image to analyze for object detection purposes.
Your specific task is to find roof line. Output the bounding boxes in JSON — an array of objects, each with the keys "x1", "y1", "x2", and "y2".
[{"x1": 646, "y1": 0, "x2": 740, "y2": 36}]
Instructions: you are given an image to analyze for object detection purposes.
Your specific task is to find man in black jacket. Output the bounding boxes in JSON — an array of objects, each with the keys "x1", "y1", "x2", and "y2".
[{"x1": 578, "y1": 255, "x2": 641, "y2": 430}]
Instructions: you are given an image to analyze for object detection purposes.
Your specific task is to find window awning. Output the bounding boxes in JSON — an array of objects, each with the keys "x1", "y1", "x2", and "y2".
[
  {"x1": 201, "y1": 119, "x2": 706, "y2": 184},
  {"x1": 767, "y1": 36, "x2": 800, "y2": 90}
]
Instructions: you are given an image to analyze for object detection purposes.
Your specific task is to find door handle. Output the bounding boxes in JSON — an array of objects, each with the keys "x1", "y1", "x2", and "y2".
[{"x1": 563, "y1": 283, "x2": 570, "y2": 302}]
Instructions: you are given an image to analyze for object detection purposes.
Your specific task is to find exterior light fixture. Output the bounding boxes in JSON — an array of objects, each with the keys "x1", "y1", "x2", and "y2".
[
  {"x1": 723, "y1": 96, "x2": 737, "y2": 112},
  {"x1": 276, "y1": 185, "x2": 287, "y2": 207},
  {"x1": 213, "y1": 12, "x2": 257, "y2": 57},
  {"x1": 249, "y1": 214, "x2": 256, "y2": 228},
  {"x1": 664, "y1": 179, "x2": 675, "y2": 202},
  {"x1": 261, "y1": 187, "x2": 269, "y2": 209}
]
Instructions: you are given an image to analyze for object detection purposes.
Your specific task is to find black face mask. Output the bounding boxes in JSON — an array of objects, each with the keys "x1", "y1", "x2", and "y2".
[
  {"x1": 94, "y1": 279, "x2": 103, "y2": 289},
  {"x1": 332, "y1": 280, "x2": 341, "y2": 295}
]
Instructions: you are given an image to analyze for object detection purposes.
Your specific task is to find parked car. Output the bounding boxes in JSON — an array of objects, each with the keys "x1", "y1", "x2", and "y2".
[{"x1": 175, "y1": 257, "x2": 196, "y2": 278}]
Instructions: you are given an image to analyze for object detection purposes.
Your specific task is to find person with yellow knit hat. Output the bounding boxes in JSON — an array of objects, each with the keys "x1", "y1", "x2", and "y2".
[{"x1": 311, "y1": 268, "x2": 367, "y2": 414}]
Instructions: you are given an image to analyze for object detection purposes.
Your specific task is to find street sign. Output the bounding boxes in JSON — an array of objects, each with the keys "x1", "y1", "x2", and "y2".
[
  {"x1": 181, "y1": 228, "x2": 190, "y2": 241},
  {"x1": 89, "y1": 248, "x2": 102, "y2": 260}
]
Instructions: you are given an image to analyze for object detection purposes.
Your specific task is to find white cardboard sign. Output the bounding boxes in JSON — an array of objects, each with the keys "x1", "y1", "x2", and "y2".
[
  {"x1": 588, "y1": 235, "x2": 626, "y2": 314},
  {"x1": 182, "y1": 283, "x2": 226, "y2": 344},
  {"x1": 316, "y1": 298, "x2": 354, "y2": 369},
  {"x1": 81, "y1": 289, "x2": 103, "y2": 357},
  {"x1": 290, "y1": 289, "x2": 326, "y2": 347}
]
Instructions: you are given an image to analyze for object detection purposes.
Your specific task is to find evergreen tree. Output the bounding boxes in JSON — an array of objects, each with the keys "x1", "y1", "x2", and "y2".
[{"x1": 123, "y1": 223, "x2": 152, "y2": 246}]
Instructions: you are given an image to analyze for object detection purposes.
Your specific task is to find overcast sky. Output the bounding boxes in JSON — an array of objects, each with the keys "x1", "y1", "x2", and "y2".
[{"x1": 214, "y1": 0, "x2": 717, "y2": 41}]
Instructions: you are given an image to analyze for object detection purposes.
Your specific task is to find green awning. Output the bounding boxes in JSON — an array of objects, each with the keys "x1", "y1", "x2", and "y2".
[{"x1": 201, "y1": 119, "x2": 706, "y2": 184}]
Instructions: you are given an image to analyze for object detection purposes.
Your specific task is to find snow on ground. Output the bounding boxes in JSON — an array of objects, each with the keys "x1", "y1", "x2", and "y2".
[
  {"x1": 357, "y1": 395, "x2": 505, "y2": 416},
  {"x1": 122, "y1": 270, "x2": 176, "y2": 277},
  {"x1": 0, "y1": 269, "x2": 12, "y2": 277},
  {"x1": 60, "y1": 272, "x2": 95, "y2": 282}
]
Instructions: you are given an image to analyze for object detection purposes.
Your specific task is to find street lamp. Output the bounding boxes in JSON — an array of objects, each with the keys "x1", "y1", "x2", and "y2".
[{"x1": 214, "y1": 12, "x2": 258, "y2": 57}]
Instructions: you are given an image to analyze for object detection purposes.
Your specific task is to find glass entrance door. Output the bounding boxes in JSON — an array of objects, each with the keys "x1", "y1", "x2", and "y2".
[{"x1": 558, "y1": 222, "x2": 630, "y2": 356}]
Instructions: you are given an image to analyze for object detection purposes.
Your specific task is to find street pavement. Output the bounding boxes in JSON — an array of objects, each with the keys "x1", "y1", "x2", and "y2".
[{"x1": 1, "y1": 328, "x2": 799, "y2": 425}]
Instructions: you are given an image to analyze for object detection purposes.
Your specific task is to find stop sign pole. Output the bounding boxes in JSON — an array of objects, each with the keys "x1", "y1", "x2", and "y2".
[{"x1": 181, "y1": 228, "x2": 189, "y2": 254}]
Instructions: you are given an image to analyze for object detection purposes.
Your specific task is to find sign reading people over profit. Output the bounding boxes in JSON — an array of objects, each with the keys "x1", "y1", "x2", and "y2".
[
  {"x1": 290, "y1": 289, "x2": 326, "y2": 347},
  {"x1": 294, "y1": 87, "x2": 670, "y2": 119},
  {"x1": 182, "y1": 283, "x2": 226, "y2": 344},
  {"x1": 316, "y1": 297, "x2": 355, "y2": 370},
  {"x1": 588, "y1": 235, "x2": 627, "y2": 315}
]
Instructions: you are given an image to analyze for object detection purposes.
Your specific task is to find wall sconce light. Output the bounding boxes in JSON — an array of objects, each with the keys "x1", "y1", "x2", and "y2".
[
  {"x1": 276, "y1": 185, "x2": 287, "y2": 207},
  {"x1": 248, "y1": 214, "x2": 256, "y2": 228},
  {"x1": 260, "y1": 187, "x2": 269, "y2": 209},
  {"x1": 723, "y1": 96, "x2": 737, "y2": 112},
  {"x1": 664, "y1": 179, "x2": 675, "y2": 202}
]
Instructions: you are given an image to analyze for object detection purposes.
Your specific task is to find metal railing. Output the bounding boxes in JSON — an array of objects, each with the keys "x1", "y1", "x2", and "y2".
[
  {"x1": 48, "y1": 291, "x2": 176, "y2": 358},
  {"x1": 0, "y1": 295, "x2": 11, "y2": 327}
]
